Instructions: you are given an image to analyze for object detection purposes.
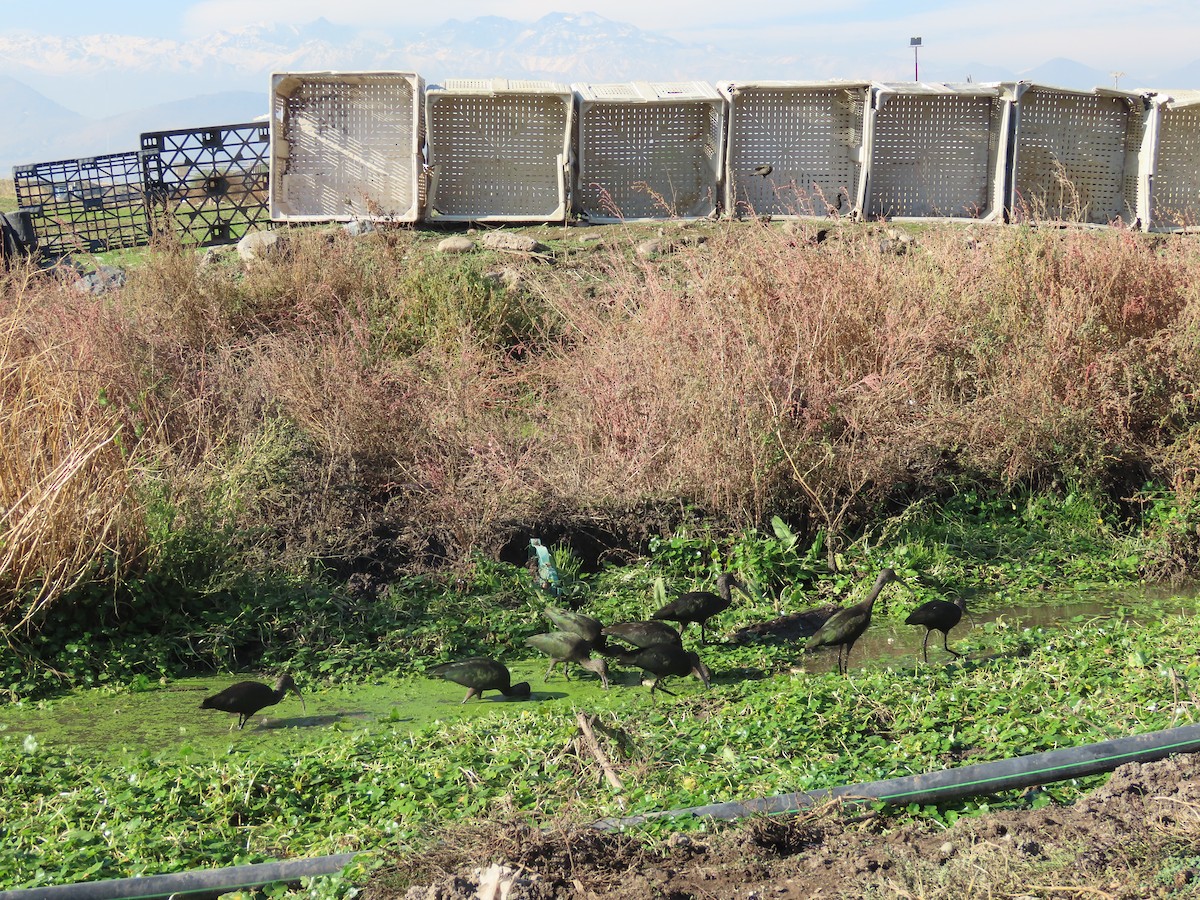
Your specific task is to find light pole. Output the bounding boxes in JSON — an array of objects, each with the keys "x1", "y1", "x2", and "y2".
[
  {"x1": 1110, "y1": 70, "x2": 1125, "y2": 89},
  {"x1": 911, "y1": 37, "x2": 922, "y2": 81}
]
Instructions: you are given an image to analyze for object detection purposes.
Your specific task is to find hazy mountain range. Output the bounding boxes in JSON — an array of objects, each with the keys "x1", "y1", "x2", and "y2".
[{"x1": 0, "y1": 12, "x2": 1195, "y2": 173}]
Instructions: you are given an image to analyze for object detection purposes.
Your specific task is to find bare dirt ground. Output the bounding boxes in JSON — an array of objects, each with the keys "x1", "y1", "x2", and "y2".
[{"x1": 364, "y1": 752, "x2": 1200, "y2": 900}]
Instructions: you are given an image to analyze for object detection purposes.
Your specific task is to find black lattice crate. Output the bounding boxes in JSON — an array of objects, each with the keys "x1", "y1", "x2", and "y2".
[
  {"x1": 12, "y1": 152, "x2": 150, "y2": 255},
  {"x1": 723, "y1": 81, "x2": 870, "y2": 219},
  {"x1": 1147, "y1": 89, "x2": 1200, "y2": 231},
  {"x1": 141, "y1": 122, "x2": 270, "y2": 245},
  {"x1": 573, "y1": 81, "x2": 726, "y2": 222},
  {"x1": 271, "y1": 71, "x2": 425, "y2": 223},
  {"x1": 864, "y1": 82, "x2": 1012, "y2": 222},
  {"x1": 1009, "y1": 84, "x2": 1151, "y2": 226}
]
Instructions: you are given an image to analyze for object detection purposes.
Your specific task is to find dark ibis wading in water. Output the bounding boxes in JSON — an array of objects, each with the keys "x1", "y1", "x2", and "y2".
[
  {"x1": 651, "y1": 572, "x2": 747, "y2": 644},
  {"x1": 611, "y1": 643, "x2": 711, "y2": 696},
  {"x1": 525, "y1": 631, "x2": 610, "y2": 688},
  {"x1": 806, "y1": 569, "x2": 903, "y2": 675},
  {"x1": 201, "y1": 674, "x2": 306, "y2": 730},
  {"x1": 542, "y1": 606, "x2": 607, "y2": 652},
  {"x1": 906, "y1": 595, "x2": 969, "y2": 662},
  {"x1": 601, "y1": 620, "x2": 682, "y2": 653},
  {"x1": 428, "y1": 657, "x2": 531, "y2": 703}
]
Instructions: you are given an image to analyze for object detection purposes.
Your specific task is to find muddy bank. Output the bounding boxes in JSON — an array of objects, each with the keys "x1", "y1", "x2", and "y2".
[{"x1": 368, "y1": 751, "x2": 1200, "y2": 900}]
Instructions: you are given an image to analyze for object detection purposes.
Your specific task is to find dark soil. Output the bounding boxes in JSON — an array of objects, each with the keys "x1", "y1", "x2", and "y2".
[{"x1": 364, "y1": 752, "x2": 1200, "y2": 900}]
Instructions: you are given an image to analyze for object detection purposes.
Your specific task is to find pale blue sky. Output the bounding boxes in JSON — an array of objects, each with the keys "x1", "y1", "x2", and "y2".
[{"x1": 0, "y1": 0, "x2": 1193, "y2": 81}]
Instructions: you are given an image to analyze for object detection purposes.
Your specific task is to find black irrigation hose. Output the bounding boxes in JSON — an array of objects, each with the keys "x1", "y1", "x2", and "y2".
[
  {"x1": 0, "y1": 853, "x2": 358, "y2": 900},
  {"x1": 594, "y1": 722, "x2": 1200, "y2": 830}
]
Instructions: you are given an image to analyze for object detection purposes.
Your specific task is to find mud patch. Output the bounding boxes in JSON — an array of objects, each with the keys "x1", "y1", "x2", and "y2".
[{"x1": 365, "y1": 752, "x2": 1200, "y2": 899}]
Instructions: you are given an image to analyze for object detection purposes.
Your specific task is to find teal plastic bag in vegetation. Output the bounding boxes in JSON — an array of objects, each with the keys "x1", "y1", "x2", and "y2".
[{"x1": 528, "y1": 538, "x2": 561, "y2": 596}]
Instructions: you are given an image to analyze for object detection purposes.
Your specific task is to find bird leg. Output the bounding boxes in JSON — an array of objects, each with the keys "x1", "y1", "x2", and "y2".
[
  {"x1": 942, "y1": 633, "x2": 963, "y2": 658},
  {"x1": 461, "y1": 687, "x2": 481, "y2": 704},
  {"x1": 544, "y1": 660, "x2": 559, "y2": 682},
  {"x1": 580, "y1": 658, "x2": 610, "y2": 689},
  {"x1": 922, "y1": 630, "x2": 932, "y2": 664},
  {"x1": 651, "y1": 678, "x2": 677, "y2": 697}
]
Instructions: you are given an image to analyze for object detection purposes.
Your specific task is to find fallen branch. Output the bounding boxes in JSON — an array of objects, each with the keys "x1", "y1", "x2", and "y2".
[{"x1": 576, "y1": 712, "x2": 626, "y2": 809}]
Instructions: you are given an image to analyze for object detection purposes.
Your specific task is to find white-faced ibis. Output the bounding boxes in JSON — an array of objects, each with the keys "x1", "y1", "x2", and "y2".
[
  {"x1": 611, "y1": 643, "x2": 711, "y2": 696},
  {"x1": 525, "y1": 631, "x2": 610, "y2": 688},
  {"x1": 201, "y1": 674, "x2": 306, "y2": 730},
  {"x1": 543, "y1": 606, "x2": 607, "y2": 652},
  {"x1": 600, "y1": 620, "x2": 683, "y2": 652},
  {"x1": 906, "y1": 595, "x2": 969, "y2": 662},
  {"x1": 651, "y1": 572, "x2": 747, "y2": 644},
  {"x1": 428, "y1": 657, "x2": 531, "y2": 703},
  {"x1": 806, "y1": 569, "x2": 902, "y2": 675}
]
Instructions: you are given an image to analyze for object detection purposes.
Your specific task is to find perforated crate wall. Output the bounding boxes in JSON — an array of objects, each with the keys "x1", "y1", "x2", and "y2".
[
  {"x1": 723, "y1": 81, "x2": 869, "y2": 219},
  {"x1": 271, "y1": 71, "x2": 424, "y2": 223},
  {"x1": 425, "y1": 79, "x2": 573, "y2": 222},
  {"x1": 142, "y1": 122, "x2": 269, "y2": 246},
  {"x1": 1009, "y1": 85, "x2": 1148, "y2": 226},
  {"x1": 573, "y1": 82, "x2": 725, "y2": 222},
  {"x1": 864, "y1": 83, "x2": 1010, "y2": 221},
  {"x1": 1148, "y1": 91, "x2": 1200, "y2": 231}
]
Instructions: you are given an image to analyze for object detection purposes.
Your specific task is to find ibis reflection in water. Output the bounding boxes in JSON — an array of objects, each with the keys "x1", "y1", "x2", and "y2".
[{"x1": 201, "y1": 674, "x2": 306, "y2": 730}]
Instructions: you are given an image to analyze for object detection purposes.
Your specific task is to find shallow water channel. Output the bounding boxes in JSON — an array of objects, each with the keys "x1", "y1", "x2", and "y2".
[{"x1": 1, "y1": 583, "x2": 1194, "y2": 761}]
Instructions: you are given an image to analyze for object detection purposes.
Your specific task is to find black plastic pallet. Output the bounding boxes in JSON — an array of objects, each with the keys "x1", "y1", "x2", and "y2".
[
  {"x1": 13, "y1": 151, "x2": 150, "y2": 254},
  {"x1": 141, "y1": 122, "x2": 270, "y2": 246}
]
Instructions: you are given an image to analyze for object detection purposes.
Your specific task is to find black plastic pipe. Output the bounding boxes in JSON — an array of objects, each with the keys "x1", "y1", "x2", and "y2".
[
  {"x1": 0, "y1": 853, "x2": 358, "y2": 900},
  {"x1": 595, "y1": 722, "x2": 1200, "y2": 830}
]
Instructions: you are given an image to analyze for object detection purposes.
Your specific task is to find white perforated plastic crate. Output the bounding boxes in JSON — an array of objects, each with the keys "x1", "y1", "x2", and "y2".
[
  {"x1": 573, "y1": 81, "x2": 725, "y2": 222},
  {"x1": 425, "y1": 78, "x2": 573, "y2": 222},
  {"x1": 1008, "y1": 83, "x2": 1151, "y2": 227},
  {"x1": 1146, "y1": 90, "x2": 1200, "y2": 231},
  {"x1": 270, "y1": 71, "x2": 424, "y2": 224},
  {"x1": 721, "y1": 81, "x2": 869, "y2": 219},
  {"x1": 270, "y1": 71, "x2": 424, "y2": 223},
  {"x1": 864, "y1": 82, "x2": 1012, "y2": 222}
]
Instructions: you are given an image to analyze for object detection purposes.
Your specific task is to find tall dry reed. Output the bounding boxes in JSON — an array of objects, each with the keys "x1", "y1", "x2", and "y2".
[{"x1": 0, "y1": 264, "x2": 148, "y2": 627}]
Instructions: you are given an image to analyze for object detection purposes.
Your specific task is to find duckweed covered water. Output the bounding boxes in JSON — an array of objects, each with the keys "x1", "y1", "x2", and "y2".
[
  {"x1": 0, "y1": 659, "x2": 618, "y2": 760},
  {"x1": 2, "y1": 584, "x2": 1193, "y2": 760}
]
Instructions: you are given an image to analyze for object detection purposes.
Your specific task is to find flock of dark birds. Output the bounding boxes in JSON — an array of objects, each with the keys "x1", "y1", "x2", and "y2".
[{"x1": 200, "y1": 566, "x2": 973, "y2": 728}]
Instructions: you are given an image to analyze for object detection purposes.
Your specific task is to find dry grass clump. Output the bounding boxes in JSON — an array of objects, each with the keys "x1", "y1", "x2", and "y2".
[
  {"x1": 0, "y1": 265, "x2": 148, "y2": 626},
  {"x1": 3, "y1": 222, "x2": 1200, "y2": 625},
  {"x1": 527, "y1": 224, "x2": 1200, "y2": 552}
]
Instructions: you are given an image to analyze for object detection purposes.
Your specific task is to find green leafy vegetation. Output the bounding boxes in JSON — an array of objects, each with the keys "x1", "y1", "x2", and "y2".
[{"x1": 2, "y1": 586, "x2": 1198, "y2": 890}]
